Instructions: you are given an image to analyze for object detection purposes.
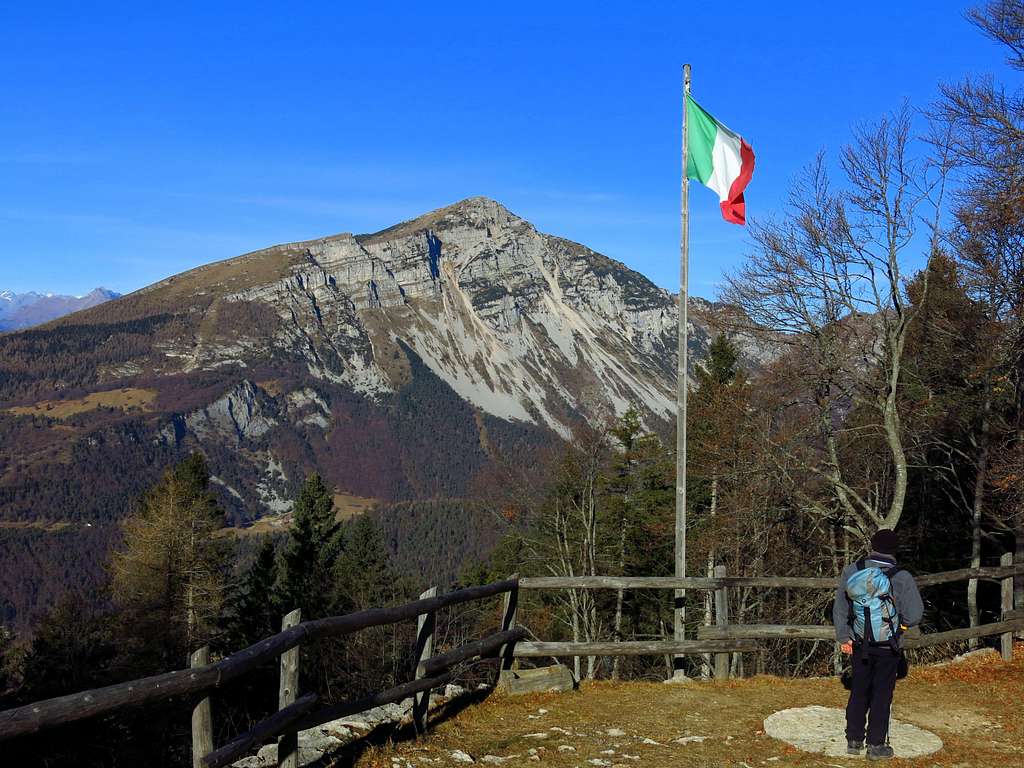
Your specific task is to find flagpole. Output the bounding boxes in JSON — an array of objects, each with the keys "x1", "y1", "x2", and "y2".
[{"x1": 672, "y1": 62, "x2": 691, "y2": 680}]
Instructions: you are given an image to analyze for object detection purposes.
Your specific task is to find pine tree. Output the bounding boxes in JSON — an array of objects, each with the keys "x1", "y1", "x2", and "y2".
[
  {"x1": 604, "y1": 408, "x2": 674, "y2": 678},
  {"x1": 331, "y1": 514, "x2": 403, "y2": 693},
  {"x1": 334, "y1": 515, "x2": 395, "y2": 612},
  {"x1": 687, "y1": 334, "x2": 755, "y2": 674},
  {"x1": 276, "y1": 474, "x2": 342, "y2": 619},
  {"x1": 110, "y1": 452, "x2": 229, "y2": 669},
  {"x1": 19, "y1": 597, "x2": 116, "y2": 702},
  {"x1": 223, "y1": 537, "x2": 280, "y2": 649}
]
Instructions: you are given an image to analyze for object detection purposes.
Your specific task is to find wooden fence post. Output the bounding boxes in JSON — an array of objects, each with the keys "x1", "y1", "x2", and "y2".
[
  {"x1": 714, "y1": 565, "x2": 730, "y2": 680},
  {"x1": 499, "y1": 574, "x2": 519, "y2": 672},
  {"x1": 413, "y1": 587, "x2": 438, "y2": 736},
  {"x1": 278, "y1": 609, "x2": 301, "y2": 768},
  {"x1": 191, "y1": 646, "x2": 213, "y2": 768},
  {"x1": 1001, "y1": 553, "x2": 1014, "y2": 662}
]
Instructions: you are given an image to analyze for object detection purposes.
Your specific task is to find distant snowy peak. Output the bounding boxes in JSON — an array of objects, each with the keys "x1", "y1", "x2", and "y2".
[{"x1": 0, "y1": 287, "x2": 121, "y2": 331}]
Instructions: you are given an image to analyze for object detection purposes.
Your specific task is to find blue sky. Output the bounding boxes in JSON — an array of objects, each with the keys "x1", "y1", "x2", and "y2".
[{"x1": 0, "y1": 2, "x2": 1015, "y2": 298}]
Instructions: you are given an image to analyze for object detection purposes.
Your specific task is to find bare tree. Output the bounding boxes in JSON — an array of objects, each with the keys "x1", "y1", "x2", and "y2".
[
  {"x1": 723, "y1": 107, "x2": 943, "y2": 538},
  {"x1": 517, "y1": 425, "x2": 612, "y2": 680},
  {"x1": 932, "y1": 0, "x2": 1024, "y2": 616}
]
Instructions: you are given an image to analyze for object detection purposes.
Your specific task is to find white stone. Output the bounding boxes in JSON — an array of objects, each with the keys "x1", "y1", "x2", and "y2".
[
  {"x1": 450, "y1": 750, "x2": 475, "y2": 763},
  {"x1": 763, "y1": 706, "x2": 943, "y2": 758},
  {"x1": 673, "y1": 736, "x2": 707, "y2": 744},
  {"x1": 605, "y1": 728, "x2": 626, "y2": 737}
]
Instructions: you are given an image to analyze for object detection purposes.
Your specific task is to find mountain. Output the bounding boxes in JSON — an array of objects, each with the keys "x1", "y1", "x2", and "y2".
[
  {"x1": 0, "y1": 197, "x2": 766, "y2": 629},
  {"x1": 0, "y1": 287, "x2": 120, "y2": 331}
]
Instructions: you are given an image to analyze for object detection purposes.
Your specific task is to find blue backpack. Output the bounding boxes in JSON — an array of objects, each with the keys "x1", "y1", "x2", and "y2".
[{"x1": 845, "y1": 559, "x2": 903, "y2": 647}]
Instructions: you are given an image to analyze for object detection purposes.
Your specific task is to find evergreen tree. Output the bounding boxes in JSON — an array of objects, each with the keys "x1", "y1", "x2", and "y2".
[
  {"x1": 110, "y1": 452, "x2": 230, "y2": 669},
  {"x1": 18, "y1": 597, "x2": 116, "y2": 702},
  {"x1": 223, "y1": 536, "x2": 280, "y2": 649},
  {"x1": 276, "y1": 474, "x2": 342, "y2": 619},
  {"x1": 604, "y1": 408, "x2": 674, "y2": 677},
  {"x1": 331, "y1": 514, "x2": 403, "y2": 694},
  {"x1": 333, "y1": 515, "x2": 395, "y2": 612}
]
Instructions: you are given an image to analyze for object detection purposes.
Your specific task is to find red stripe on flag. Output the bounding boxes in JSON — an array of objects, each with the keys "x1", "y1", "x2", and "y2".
[{"x1": 720, "y1": 139, "x2": 755, "y2": 225}]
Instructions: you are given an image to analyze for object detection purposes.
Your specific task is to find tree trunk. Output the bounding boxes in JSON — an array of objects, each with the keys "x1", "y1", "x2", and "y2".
[
  {"x1": 830, "y1": 522, "x2": 843, "y2": 674},
  {"x1": 968, "y1": 396, "x2": 993, "y2": 648},
  {"x1": 702, "y1": 475, "x2": 718, "y2": 678},
  {"x1": 570, "y1": 588, "x2": 581, "y2": 681},
  {"x1": 612, "y1": 503, "x2": 628, "y2": 680},
  {"x1": 880, "y1": 327, "x2": 910, "y2": 530},
  {"x1": 1016, "y1": 420, "x2": 1024, "y2": 637}
]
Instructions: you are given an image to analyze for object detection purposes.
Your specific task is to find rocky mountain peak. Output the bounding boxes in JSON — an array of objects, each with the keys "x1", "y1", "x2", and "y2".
[{"x1": 356, "y1": 196, "x2": 523, "y2": 247}]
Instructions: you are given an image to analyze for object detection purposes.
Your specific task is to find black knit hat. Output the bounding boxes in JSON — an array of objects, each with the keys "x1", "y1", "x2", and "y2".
[{"x1": 871, "y1": 528, "x2": 899, "y2": 555}]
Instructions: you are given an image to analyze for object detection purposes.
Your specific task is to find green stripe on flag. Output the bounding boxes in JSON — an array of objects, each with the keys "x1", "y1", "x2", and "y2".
[{"x1": 685, "y1": 95, "x2": 718, "y2": 185}]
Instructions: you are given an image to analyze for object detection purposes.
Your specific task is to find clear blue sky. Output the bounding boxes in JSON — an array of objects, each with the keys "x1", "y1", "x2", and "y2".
[{"x1": 0, "y1": 1, "x2": 1014, "y2": 298}]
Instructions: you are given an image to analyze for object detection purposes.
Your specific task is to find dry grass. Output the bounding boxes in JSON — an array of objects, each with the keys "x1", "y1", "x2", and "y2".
[
  {"x1": 222, "y1": 490, "x2": 378, "y2": 536},
  {"x1": 333, "y1": 492, "x2": 379, "y2": 520},
  {"x1": 6, "y1": 388, "x2": 157, "y2": 419},
  {"x1": 356, "y1": 645, "x2": 1024, "y2": 768}
]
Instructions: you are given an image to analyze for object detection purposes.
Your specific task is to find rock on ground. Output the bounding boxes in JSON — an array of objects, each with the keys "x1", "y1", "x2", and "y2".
[
  {"x1": 232, "y1": 685, "x2": 473, "y2": 767},
  {"x1": 763, "y1": 705, "x2": 943, "y2": 759}
]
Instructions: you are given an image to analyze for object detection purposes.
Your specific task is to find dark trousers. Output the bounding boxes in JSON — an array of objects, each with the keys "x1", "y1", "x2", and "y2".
[{"x1": 845, "y1": 643, "x2": 900, "y2": 745}]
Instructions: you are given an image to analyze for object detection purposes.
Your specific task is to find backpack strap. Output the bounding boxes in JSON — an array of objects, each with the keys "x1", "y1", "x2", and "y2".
[
  {"x1": 848, "y1": 560, "x2": 866, "y2": 640},
  {"x1": 881, "y1": 565, "x2": 904, "y2": 651}
]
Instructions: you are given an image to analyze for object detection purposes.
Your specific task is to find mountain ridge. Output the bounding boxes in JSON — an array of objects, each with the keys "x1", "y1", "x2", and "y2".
[{"x1": 0, "y1": 287, "x2": 120, "y2": 331}]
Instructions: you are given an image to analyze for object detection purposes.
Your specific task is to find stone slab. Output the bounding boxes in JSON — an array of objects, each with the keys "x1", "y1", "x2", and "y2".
[
  {"x1": 497, "y1": 665, "x2": 575, "y2": 695},
  {"x1": 764, "y1": 705, "x2": 943, "y2": 759}
]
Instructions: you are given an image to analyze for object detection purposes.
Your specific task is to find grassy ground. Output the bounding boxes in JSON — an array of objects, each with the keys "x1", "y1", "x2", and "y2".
[
  {"x1": 5, "y1": 387, "x2": 157, "y2": 418},
  {"x1": 355, "y1": 644, "x2": 1024, "y2": 768}
]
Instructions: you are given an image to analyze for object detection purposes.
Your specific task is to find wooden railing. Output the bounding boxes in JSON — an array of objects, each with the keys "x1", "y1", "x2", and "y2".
[
  {"x1": 0, "y1": 577, "x2": 526, "y2": 767},
  {"x1": 516, "y1": 556, "x2": 1024, "y2": 679},
  {"x1": 2, "y1": 559, "x2": 1022, "y2": 766}
]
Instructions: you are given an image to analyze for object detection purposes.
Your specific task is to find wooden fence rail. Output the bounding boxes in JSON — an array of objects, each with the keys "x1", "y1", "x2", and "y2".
[
  {"x1": 517, "y1": 563, "x2": 1024, "y2": 591},
  {"x1": 518, "y1": 558, "x2": 1024, "y2": 677}
]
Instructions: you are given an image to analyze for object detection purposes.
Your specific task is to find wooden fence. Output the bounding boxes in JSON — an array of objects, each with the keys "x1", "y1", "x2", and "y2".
[
  {"x1": 1, "y1": 559, "x2": 1022, "y2": 766},
  {"x1": 515, "y1": 556, "x2": 1024, "y2": 680},
  {"x1": 0, "y1": 578, "x2": 528, "y2": 767}
]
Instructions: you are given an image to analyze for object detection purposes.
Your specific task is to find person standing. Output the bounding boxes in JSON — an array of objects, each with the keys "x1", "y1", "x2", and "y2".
[{"x1": 833, "y1": 528, "x2": 923, "y2": 761}]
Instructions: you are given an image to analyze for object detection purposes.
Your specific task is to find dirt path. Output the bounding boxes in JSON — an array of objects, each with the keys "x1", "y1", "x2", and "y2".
[{"x1": 354, "y1": 645, "x2": 1024, "y2": 768}]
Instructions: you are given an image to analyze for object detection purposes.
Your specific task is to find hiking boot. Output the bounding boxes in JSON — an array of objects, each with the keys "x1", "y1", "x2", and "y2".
[
  {"x1": 867, "y1": 743, "x2": 895, "y2": 760},
  {"x1": 847, "y1": 739, "x2": 864, "y2": 754}
]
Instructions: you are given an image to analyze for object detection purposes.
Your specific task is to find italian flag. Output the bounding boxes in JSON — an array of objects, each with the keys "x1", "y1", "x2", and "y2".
[{"x1": 686, "y1": 95, "x2": 755, "y2": 225}]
